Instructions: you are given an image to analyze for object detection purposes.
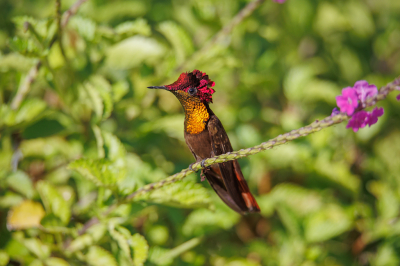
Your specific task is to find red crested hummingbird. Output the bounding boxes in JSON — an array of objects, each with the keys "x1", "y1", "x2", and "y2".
[{"x1": 148, "y1": 70, "x2": 260, "y2": 214}]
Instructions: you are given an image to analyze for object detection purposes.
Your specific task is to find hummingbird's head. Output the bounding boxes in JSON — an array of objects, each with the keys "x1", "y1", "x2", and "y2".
[{"x1": 148, "y1": 70, "x2": 216, "y2": 103}]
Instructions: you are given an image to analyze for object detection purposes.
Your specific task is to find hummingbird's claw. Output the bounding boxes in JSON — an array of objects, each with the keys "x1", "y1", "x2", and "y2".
[{"x1": 200, "y1": 171, "x2": 206, "y2": 182}]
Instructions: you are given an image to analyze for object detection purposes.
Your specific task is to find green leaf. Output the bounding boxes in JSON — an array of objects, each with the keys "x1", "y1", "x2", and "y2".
[
  {"x1": 314, "y1": 151, "x2": 360, "y2": 194},
  {"x1": 44, "y1": 257, "x2": 70, "y2": 266},
  {"x1": 131, "y1": 234, "x2": 149, "y2": 266},
  {"x1": 0, "y1": 250, "x2": 10, "y2": 266},
  {"x1": 304, "y1": 204, "x2": 353, "y2": 242},
  {"x1": 108, "y1": 224, "x2": 132, "y2": 261},
  {"x1": 15, "y1": 99, "x2": 47, "y2": 124},
  {"x1": 270, "y1": 183, "x2": 323, "y2": 217},
  {"x1": 136, "y1": 180, "x2": 211, "y2": 209},
  {"x1": 16, "y1": 237, "x2": 50, "y2": 260},
  {"x1": 66, "y1": 234, "x2": 93, "y2": 253},
  {"x1": 6, "y1": 170, "x2": 35, "y2": 199},
  {"x1": 112, "y1": 81, "x2": 129, "y2": 102},
  {"x1": 115, "y1": 18, "x2": 151, "y2": 36},
  {"x1": 0, "y1": 192, "x2": 24, "y2": 208},
  {"x1": 36, "y1": 181, "x2": 71, "y2": 225},
  {"x1": 0, "y1": 99, "x2": 46, "y2": 127},
  {"x1": 69, "y1": 16, "x2": 96, "y2": 41},
  {"x1": 182, "y1": 208, "x2": 240, "y2": 237},
  {"x1": 28, "y1": 259, "x2": 44, "y2": 266},
  {"x1": 86, "y1": 223, "x2": 107, "y2": 242},
  {"x1": 148, "y1": 246, "x2": 173, "y2": 266},
  {"x1": 0, "y1": 52, "x2": 35, "y2": 72},
  {"x1": 8, "y1": 37, "x2": 41, "y2": 56},
  {"x1": 83, "y1": 82, "x2": 103, "y2": 121},
  {"x1": 40, "y1": 214, "x2": 64, "y2": 230},
  {"x1": 157, "y1": 21, "x2": 194, "y2": 64},
  {"x1": 86, "y1": 246, "x2": 117, "y2": 266},
  {"x1": 106, "y1": 36, "x2": 165, "y2": 69},
  {"x1": 68, "y1": 158, "x2": 125, "y2": 188},
  {"x1": 88, "y1": 75, "x2": 113, "y2": 120},
  {"x1": 102, "y1": 131, "x2": 126, "y2": 166}
]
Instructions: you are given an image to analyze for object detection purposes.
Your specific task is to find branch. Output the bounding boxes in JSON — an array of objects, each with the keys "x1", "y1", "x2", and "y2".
[
  {"x1": 175, "y1": 0, "x2": 266, "y2": 72},
  {"x1": 128, "y1": 77, "x2": 399, "y2": 200},
  {"x1": 10, "y1": 61, "x2": 42, "y2": 110},
  {"x1": 61, "y1": 0, "x2": 88, "y2": 27},
  {"x1": 67, "y1": 76, "x2": 400, "y2": 243}
]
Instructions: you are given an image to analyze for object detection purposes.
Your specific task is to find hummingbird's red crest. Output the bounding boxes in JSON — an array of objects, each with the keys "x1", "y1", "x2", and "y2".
[{"x1": 165, "y1": 70, "x2": 216, "y2": 103}]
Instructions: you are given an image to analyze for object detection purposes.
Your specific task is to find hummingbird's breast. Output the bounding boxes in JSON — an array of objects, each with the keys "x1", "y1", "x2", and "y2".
[{"x1": 172, "y1": 90, "x2": 210, "y2": 135}]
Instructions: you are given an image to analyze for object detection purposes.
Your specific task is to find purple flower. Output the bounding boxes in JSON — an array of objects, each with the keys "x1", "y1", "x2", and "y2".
[
  {"x1": 346, "y1": 107, "x2": 384, "y2": 132},
  {"x1": 331, "y1": 107, "x2": 340, "y2": 116},
  {"x1": 353, "y1": 80, "x2": 378, "y2": 103},
  {"x1": 397, "y1": 94, "x2": 400, "y2": 101},
  {"x1": 346, "y1": 110, "x2": 369, "y2": 132},
  {"x1": 366, "y1": 107, "x2": 384, "y2": 126},
  {"x1": 336, "y1": 88, "x2": 359, "y2": 115}
]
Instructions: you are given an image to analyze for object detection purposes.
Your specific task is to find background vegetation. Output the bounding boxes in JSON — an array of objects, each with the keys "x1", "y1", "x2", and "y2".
[{"x1": 1, "y1": 0, "x2": 400, "y2": 265}]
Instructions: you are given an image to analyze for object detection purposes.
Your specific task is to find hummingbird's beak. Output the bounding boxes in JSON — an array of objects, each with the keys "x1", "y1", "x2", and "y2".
[{"x1": 147, "y1": 86, "x2": 167, "y2": 90}]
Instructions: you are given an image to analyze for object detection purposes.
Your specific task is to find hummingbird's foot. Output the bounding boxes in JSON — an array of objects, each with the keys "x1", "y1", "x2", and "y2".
[
  {"x1": 200, "y1": 171, "x2": 206, "y2": 182},
  {"x1": 189, "y1": 163, "x2": 197, "y2": 172}
]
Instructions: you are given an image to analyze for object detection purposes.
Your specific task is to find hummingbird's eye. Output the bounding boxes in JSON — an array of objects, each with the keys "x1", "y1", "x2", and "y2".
[{"x1": 188, "y1": 87, "x2": 197, "y2": 96}]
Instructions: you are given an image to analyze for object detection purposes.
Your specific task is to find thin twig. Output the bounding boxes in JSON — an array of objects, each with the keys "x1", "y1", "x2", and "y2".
[
  {"x1": 175, "y1": 0, "x2": 266, "y2": 73},
  {"x1": 10, "y1": 61, "x2": 42, "y2": 110},
  {"x1": 67, "y1": 76, "x2": 400, "y2": 243},
  {"x1": 61, "y1": 0, "x2": 88, "y2": 27}
]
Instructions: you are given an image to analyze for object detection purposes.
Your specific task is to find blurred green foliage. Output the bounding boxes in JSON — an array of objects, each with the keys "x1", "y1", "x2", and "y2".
[{"x1": 1, "y1": 0, "x2": 400, "y2": 265}]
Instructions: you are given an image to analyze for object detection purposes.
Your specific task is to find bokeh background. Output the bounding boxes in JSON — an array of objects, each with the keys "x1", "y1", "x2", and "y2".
[{"x1": 1, "y1": 0, "x2": 400, "y2": 265}]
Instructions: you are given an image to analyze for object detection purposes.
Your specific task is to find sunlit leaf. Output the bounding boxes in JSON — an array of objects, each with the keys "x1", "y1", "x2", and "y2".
[
  {"x1": 182, "y1": 208, "x2": 240, "y2": 236},
  {"x1": 0, "y1": 250, "x2": 9, "y2": 266},
  {"x1": 115, "y1": 18, "x2": 151, "y2": 36},
  {"x1": 44, "y1": 257, "x2": 70, "y2": 266},
  {"x1": 88, "y1": 75, "x2": 113, "y2": 120},
  {"x1": 14, "y1": 236, "x2": 50, "y2": 260},
  {"x1": 158, "y1": 21, "x2": 194, "y2": 64},
  {"x1": 108, "y1": 224, "x2": 131, "y2": 261},
  {"x1": 136, "y1": 180, "x2": 211, "y2": 209},
  {"x1": 7, "y1": 200, "x2": 45, "y2": 230},
  {"x1": 86, "y1": 246, "x2": 117, "y2": 266},
  {"x1": 304, "y1": 204, "x2": 353, "y2": 242},
  {"x1": 131, "y1": 234, "x2": 149, "y2": 266},
  {"x1": 6, "y1": 171, "x2": 35, "y2": 199},
  {"x1": 66, "y1": 234, "x2": 93, "y2": 253},
  {"x1": 106, "y1": 36, "x2": 165, "y2": 69},
  {"x1": 36, "y1": 181, "x2": 71, "y2": 225},
  {"x1": 148, "y1": 246, "x2": 173, "y2": 266},
  {"x1": 68, "y1": 158, "x2": 125, "y2": 188},
  {"x1": 69, "y1": 16, "x2": 96, "y2": 41}
]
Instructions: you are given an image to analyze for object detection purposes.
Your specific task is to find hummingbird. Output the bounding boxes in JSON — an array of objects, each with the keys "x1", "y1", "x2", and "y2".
[{"x1": 148, "y1": 70, "x2": 260, "y2": 214}]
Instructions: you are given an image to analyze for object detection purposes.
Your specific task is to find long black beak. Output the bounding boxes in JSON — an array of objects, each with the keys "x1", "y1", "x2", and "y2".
[{"x1": 147, "y1": 86, "x2": 167, "y2": 90}]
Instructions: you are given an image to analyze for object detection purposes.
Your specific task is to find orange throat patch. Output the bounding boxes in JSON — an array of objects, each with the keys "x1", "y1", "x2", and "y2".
[{"x1": 172, "y1": 90, "x2": 210, "y2": 135}]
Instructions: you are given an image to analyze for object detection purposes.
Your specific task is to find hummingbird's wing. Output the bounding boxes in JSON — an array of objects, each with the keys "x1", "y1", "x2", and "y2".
[
  {"x1": 184, "y1": 129, "x2": 247, "y2": 213},
  {"x1": 206, "y1": 115, "x2": 260, "y2": 213}
]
